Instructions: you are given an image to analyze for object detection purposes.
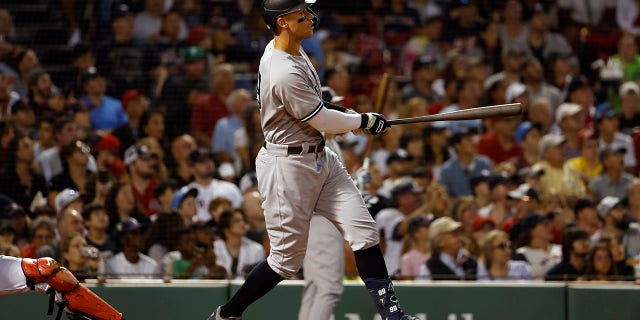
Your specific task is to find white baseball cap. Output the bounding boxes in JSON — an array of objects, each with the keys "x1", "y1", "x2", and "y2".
[
  {"x1": 538, "y1": 134, "x2": 566, "y2": 155},
  {"x1": 55, "y1": 189, "x2": 81, "y2": 214},
  {"x1": 597, "y1": 196, "x2": 622, "y2": 219},
  {"x1": 555, "y1": 103, "x2": 582, "y2": 122},
  {"x1": 505, "y1": 82, "x2": 527, "y2": 103},
  {"x1": 619, "y1": 81, "x2": 640, "y2": 97}
]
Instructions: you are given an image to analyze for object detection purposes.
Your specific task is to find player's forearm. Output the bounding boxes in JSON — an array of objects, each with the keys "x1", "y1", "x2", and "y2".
[{"x1": 307, "y1": 107, "x2": 361, "y2": 134}]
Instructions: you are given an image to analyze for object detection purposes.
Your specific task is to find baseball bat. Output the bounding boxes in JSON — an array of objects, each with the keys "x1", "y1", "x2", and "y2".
[
  {"x1": 362, "y1": 72, "x2": 392, "y2": 171},
  {"x1": 387, "y1": 103, "x2": 522, "y2": 125}
]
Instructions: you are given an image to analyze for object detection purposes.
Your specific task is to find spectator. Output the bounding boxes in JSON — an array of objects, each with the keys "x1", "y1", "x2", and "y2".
[
  {"x1": 503, "y1": 183, "x2": 542, "y2": 242},
  {"x1": 95, "y1": 2, "x2": 164, "y2": 98},
  {"x1": 144, "y1": 212, "x2": 185, "y2": 265},
  {"x1": 79, "y1": 67, "x2": 128, "y2": 132},
  {"x1": 440, "y1": 129, "x2": 493, "y2": 198},
  {"x1": 160, "y1": 46, "x2": 209, "y2": 140},
  {"x1": 626, "y1": 179, "x2": 640, "y2": 221},
  {"x1": 48, "y1": 140, "x2": 94, "y2": 205},
  {"x1": 522, "y1": 57, "x2": 563, "y2": 116},
  {"x1": 186, "y1": 150, "x2": 242, "y2": 222},
  {"x1": 477, "y1": 114, "x2": 522, "y2": 165},
  {"x1": 93, "y1": 134, "x2": 124, "y2": 181},
  {"x1": 573, "y1": 198, "x2": 602, "y2": 236},
  {"x1": 555, "y1": 102, "x2": 585, "y2": 159},
  {"x1": 138, "y1": 109, "x2": 165, "y2": 148},
  {"x1": 36, "y1": 116, "x2": 97, "y2": 183},
  {"x1": 453, "y1": 197, "x2": 481, "y2": 256},
  {"x1": 33, "y1": 117, "x2": 56, "y2": 158},
  {"x1": 234, "y1": 103, "x2": 264, "y2": 175},
  {"x1": 513, "y1": 213, "x2": 562, "y2": 279},
  {"x1": 62, "y1": 43, "x2": 96, "y2": 99},
  {"x1": 486, "y1": 47, "x2": 528, "y2": 89},
  {"x1": 169, "y1": 134, "x2": 197, "y2": 186},
  {"x1": 609, "y1": 33, "x2": 640, "y2": 82},
  {"x1": 58, "y1": 206, "x2": 87, "y2": 247},
  {"x1": 511, "y1": 121, "x2": 542, "y2": 170},
  {"x1": 54, "y1": 188, "x2": 84, "y2": 217},
  {"x1": 545, "y1": 227, "x2": 590, "y2": 281},
  {"x1": 592, "y1": 196, "x2": 640, "y2": 257},
  {"x1": 607, "y1": 234, "x2": 635, "y2": 279},
  {"x1": 532, "y1": 134, "x2": 579, "y2": 201},
  {"x1": 0, "y1": 136, "x2": 47, "y2": 212},
  {"x1": 207, "y1": 197, "x2": 233, "y2": 230},
  {"x1": 112, "y1": 89, "x2": 150, "y2": 155},
  {"x1": 162, "y1": 228, "x2": 221, "y2": 279},
  {"x1": 524, "y1": 4, "x2": 573, "y2": 63},
  {"x1": 594, "y1": 104, "x2": 636, "y2": 171},
  {"x1": 421, "y1": 125, "x2": 449, "y2": 180},
  {"x1": 424, "y1": 216, "x2": 478, "y2": 280},
  {"x1": 528, "y1": 97, "x2": 554, "y2": 135},
  {"x1": 5, "y1": 48, "x2": 41, "y2": 98},
  {"x1": 26, "y1": 68, "x2": 62, "y2": 122},
  {"x1": 123, "y1": 144, "x2": 159, "y2": 217},
  {"x1": 213, "y1": 209, "x2": 265, "y2": 280},
  {"x1": 400, "y1": 55, "x2": 442, "y2": 105},
  {"x1": 211, "y1": 88, "x2": 251, "y2": 163},
  {"x1": 546, "y1": 52, "x2": 575, "y2": 91},
  {"x1": 477, "y1": 229, "x2": 533, "y2": 281},
  {"x1": 433, "y1": 78, "x2": 483, "y2": 134},
  {"x1": 134, "y1": 0, "x2": 187, "y2": 43},
  {"x1": 107, "y1": 217, "x2": 160, "y2": 278},
  {"x1": 589, "y1": 147, "x2": 635, "y2": 200},
  {"x1": 153, "y1": 9, "x2": 189, "y2": 73},
  {"x1": 190, "y1": 63, "x2": 235, "y2": 148},
  {"x1": 82, "y1": 202, "x2": 116, "y2": 261},
  {"x1": 583, "y1": 239, "x2": 618, "y2": 281},
  {"x1": 9, "y1": 102, "x2": 35, "y2": 139},
  {"x1": 0, "y1": 195, "x2": 29, "y2": 247},
  {"x1": 171, "y1": 187, "x2": 198, "y2": 228},
  {"x1": 104, "y1": 182, "x2": 150, "y2": 234},
  {"x1": 400, "y1": 215, "x2": 433, "y2": 280},
  {"x1": 565, "y1": 132, "x2": 602, "y2": 194},
  {"x1": 378, "y1": 149, "x2": 415, "y2": 199},
  {"x1": 565, "y1": 77, "x2": 595, "y2": 127},
  {"x1": 60, "y1": 232, "x2": 100, "y2": 282},
  {"x1": 20, "y1": 216, "x2": 56, "y2": 259},
  {"x1": 240, "y1": 190, "x2": 266, "y2": 246},
  {"x1": 618, "y1": 81, "x2": 640, "y2": 135}
]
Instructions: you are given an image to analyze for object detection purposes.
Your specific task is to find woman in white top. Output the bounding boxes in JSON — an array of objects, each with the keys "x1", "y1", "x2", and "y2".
[
  {"x1": 477, "y1": 230, "x2": 534, "y2": 281},
  {"x1": 213, "y1": 209, "x2": 265, "y2": 280}
]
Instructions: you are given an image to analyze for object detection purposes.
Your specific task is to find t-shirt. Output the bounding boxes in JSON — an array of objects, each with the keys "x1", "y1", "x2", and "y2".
[
  {"x1": 375, "y1": 207, "x2": 406, "y2": 276},
  {"x1": 106, "y1": 252, "x2": 160, "y2": 279},
  {"x1": 187, "y1": 179, "x2": 243, "y2": 222},
  {"x1": 515, "y1": 245, "x2": 562, "y2": 279}
]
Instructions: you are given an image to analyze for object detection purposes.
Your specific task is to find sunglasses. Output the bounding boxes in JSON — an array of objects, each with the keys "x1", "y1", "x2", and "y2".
[{"x1": 495, "y1": 241, "x2": 511, "y2": 250}]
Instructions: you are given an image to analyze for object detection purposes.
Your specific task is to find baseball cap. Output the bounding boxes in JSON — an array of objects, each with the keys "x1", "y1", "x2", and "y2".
[
  {"x1": 473, "y1": 216, "x2": 496, "y2": 231},
  {"x1": 0, "y1": 194, "x2": 26, "y2": 219},
  {"x1": 386, "y1": 149, "x2": 414, "y2": 165},
  {"x1": 183, "y1": 46, "x2": 205, "y2": 63},
  {"x1": 517, "y1": 166, "x2": 545, "y2": 181},
  {"x1": 121, "y1": 89, "x2": 145, "y2": 111},
  {"x1": 170, "y1": 187, "x2": 199, "y2": 211},
  {"x1": 597, "y1": 196, "x2": 623, "y2": 219},
  {"x1": 566, "y1": 76, "x2": 590, "y2": 95},
  {"x1": 123, "y1": 144, "x2": 156, "y2": 166},
  {"x1": 599, "y1": 146, "x2": 626, "y2": 163},
  {"x1": 507, "y1": 183, "x2": 539, "y2": 201},
  {"x1": 55, "y1": 189, "x2": 81, "y2": 214},
  {"x1": 218, "y1": 162, "x2": 235, "y2": 179},
  {"x1": 470, "y1": 170, "x2": 491, "y2": 189},
  {"x1": 422, "y1": 125, "x2": 447, "y2": 138},
  {"x1": 111, "y1": 2, "x2": 131, "y2": 20},
  {"x1": 80, "y1": 67, "x2": 101, "y2": 84},
  {"x1": 448, "y1": 127, "x2": 478, "y2": 145},
  {"x1": 390, "y1": 177, "x2": 424, "y2": 199},
  {"x1": 538, "y1": 134, "x2": 566, "y2": 155},
  {"x1": 407, "y1": 215, "x2": 434, "y2": 235},
  {"x1": 555, "y1": 103, "x2": 582, "y2": 122},
  {"x1": 413, "y1": 55, "x2": 436, "y2": 71},
  {"x1": 93, "y1": 134, "x2": 121, "y2": 153},
  {"x1": 514, "y1": 121, "x2": 542, "y2": 144},
  {"x1": 187, "y1": 25, "x2": 207, "y2": 45},
  {"x1": 429, "y1": 216, "x2": 462, "y2": 241},
  {"x1": 593, "y1": 103, "x2": 618, "y2": 122},
  {"x1": 505, "y1": 82, "x2": 527, "y2": 103},
  {"x1": 116, "y1": 217, "x2": 141, "y2": 235},
  {"x1": 188, "y1": 149, "x2": 214, "y2": 165},
  {"x1": 619, "y1": 81, "x2": 640, "y2": 97}
]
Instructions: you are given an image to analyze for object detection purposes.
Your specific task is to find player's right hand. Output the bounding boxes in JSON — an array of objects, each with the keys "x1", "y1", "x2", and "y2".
[{"x1": 360, "y1": 113, "x2": 390, "y2": 135}]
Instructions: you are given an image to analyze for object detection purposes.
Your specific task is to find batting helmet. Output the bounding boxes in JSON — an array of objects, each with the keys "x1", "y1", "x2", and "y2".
[{"x1": 262, "y1": 0, "x2": 319, "y2": 31}]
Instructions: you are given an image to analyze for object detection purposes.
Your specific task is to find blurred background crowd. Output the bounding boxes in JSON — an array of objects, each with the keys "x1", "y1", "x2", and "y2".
[{"x1": 1, "y1": 0, "x2": 640, "y2": 283}]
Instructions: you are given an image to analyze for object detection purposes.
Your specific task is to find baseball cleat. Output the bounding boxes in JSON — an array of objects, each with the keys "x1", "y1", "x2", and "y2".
[{"x1": 207, "y1": 306, "x2": 242, "y2": 320}]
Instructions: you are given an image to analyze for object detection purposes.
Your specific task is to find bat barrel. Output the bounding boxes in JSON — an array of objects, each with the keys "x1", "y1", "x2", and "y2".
[{"x1": 387, "y1": 103, "x2": 522, "y2": 126}]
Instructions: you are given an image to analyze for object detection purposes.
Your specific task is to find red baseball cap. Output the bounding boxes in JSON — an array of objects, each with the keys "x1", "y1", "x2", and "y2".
[
  {"x1": 121, "y1": 89, "x2": 144, "y2": 111},
  {"x1": 94, "y1": 134, "x2": 121, "y2": 153}
]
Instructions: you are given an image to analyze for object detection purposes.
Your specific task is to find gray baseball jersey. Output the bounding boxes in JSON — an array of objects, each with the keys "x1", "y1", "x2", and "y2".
[
  {"x1": 0, "y1": 255, "x2": 30, "y2": 296},
  {"x1": 256, "y1": 39, "x2": 379, "y2": 279}
]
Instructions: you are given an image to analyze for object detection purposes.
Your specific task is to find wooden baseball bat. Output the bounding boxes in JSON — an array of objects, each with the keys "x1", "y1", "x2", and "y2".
[
  {"x1": 362, "y1": 72, "x2": 392, "y2": 171},
  {"x1": 387, "y1": 103, "x2": 522, "y2": 125}
]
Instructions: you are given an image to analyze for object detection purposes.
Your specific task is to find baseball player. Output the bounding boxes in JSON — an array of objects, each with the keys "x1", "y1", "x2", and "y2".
[
  {"x1": 0, "y1": 255, "x2": 123, "y2": 319},
  {"x1": 208, "y1": 1, "x2": 417, "y2": 320}
]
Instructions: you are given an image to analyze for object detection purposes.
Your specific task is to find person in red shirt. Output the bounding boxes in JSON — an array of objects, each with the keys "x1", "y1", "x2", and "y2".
[
  {"x1": 190, "y1": 63, "x2": 235, "y2": 148},
  {"x1": 478, "y1": 115, "x2": 523, "y2": 164},
  {"x1": 123, "y1": 144, "x2": 158, "y2": 217}
]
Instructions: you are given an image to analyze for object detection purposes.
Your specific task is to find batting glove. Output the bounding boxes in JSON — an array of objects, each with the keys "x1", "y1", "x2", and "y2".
[{"x1": 360, "y1": 113, "x2": 390, "y2": 135}]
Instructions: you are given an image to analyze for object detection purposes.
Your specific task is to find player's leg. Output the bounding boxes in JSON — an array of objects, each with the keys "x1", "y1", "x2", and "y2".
[
  {"x1": 298, "y1": 215, "x2": 344, "y2": 320},
  {"x1": 19, "y1": 256, "x2": 123, "y2": 320},
  {"x1": 316, "y1": 149, "x2": 417, "y2": 320},
  {"x1": 211, "y1": 149, "x2": 320, "y2": 319}
]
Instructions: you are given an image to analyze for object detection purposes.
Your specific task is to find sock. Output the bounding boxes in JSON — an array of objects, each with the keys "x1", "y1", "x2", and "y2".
[
  {"x1": 220, "y1": 260, "x2": 284, "y2": 317},
  {"x1": 354, "y1": 244, "x2": 390, "y2": 279}
]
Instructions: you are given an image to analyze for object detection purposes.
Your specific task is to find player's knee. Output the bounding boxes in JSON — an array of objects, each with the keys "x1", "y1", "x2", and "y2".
[
  {"x1": 267, "y1": 255, "x2": 304, "y2": 279},
  {"x1": 349, "y1": 231, "x2": 380, "y2": 251}
]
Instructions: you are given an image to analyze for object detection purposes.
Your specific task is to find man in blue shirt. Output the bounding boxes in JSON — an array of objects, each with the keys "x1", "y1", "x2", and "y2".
[
  {"x1": 81, "y1": 67, "x2": 129, "y2": 131},
  {"x1": 440, "y1": 128, "x2": 493, "y2": 198},
  {"x1": 211, "y1": 88, "x2": 252, "y2": 163}
]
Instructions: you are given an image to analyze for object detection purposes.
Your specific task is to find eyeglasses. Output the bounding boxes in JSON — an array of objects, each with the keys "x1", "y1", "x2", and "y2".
[
  {"x1": 495, "y1": 241, "x2": 511, "y2": 250},
  {"x1": 74, "y1": 141, "x2": 91, "y2": 154}
]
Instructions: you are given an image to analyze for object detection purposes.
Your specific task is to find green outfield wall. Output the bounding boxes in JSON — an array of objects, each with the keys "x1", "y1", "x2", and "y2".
[{"x1": 0, "y1": 280, "x2": 638, "y2": 319}]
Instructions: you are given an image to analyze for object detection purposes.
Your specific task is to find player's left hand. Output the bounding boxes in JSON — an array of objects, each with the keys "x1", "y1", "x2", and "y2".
[{"x1": 360, "y1": 113, "x2": 390, "y2": 135}]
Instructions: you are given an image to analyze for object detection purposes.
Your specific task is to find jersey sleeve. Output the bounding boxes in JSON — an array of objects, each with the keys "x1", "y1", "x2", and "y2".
[{"x1": 273, "y1": 71, "x2": 323, "y2": 122}]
